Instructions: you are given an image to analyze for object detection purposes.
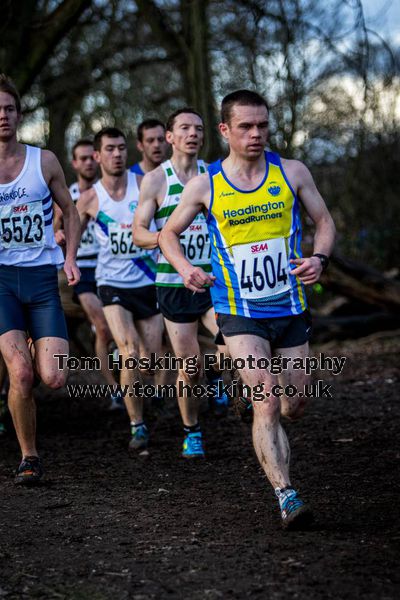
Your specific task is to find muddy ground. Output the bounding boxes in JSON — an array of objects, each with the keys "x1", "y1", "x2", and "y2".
[{"x1": 0, "y1": 332, "x2": 399, "y2": 599}]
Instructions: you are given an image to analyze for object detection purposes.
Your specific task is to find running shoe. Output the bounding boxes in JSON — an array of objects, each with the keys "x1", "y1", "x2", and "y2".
[
  {"x1": 182, "y1": 431, "x2": 205, "y2": 459},
  {"x1": 276, "y1": 487, "x2": 313, "y2": 530},
  {"x1": 14, "y1": 456, "x2": 44, "y2": 486},
  {"x1": 129, "y1": 423, "x2": 149, "y2": 451},
  {"x1": 209, "y1": 378, "x2": 229, "y2": 418},
  {"x1": 210, "y1": 381, "x2": 229, "y2": 418},
  {"x1": 234, "y1": 395, "x2": 253, "y2": 423},
  {"x1": 108, "y1": 391, "x2": 125, "y2": 411}
]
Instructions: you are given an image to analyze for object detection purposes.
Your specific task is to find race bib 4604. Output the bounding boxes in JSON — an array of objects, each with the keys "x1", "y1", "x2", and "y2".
[
  {"x1": 0, "y1": 201, "x2": 45, "y2": 249},
  {"x1": 232, "y1": 237, "x2": 291, "y2": 300}
]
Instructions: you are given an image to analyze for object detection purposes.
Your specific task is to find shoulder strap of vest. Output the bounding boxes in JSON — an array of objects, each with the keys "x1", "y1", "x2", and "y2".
[
  {"x1": 207, "y1": 159, "x2": 222, "y2": 177},
  {"x1": 266, "y1": 150, "x2": 280, "y2": 167}
]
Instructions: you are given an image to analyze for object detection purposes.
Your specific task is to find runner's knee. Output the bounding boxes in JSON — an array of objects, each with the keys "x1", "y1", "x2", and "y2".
[
  {"x1": 281, "y1": 396, "x2": 307, "y2": 421},
  {"x1": 95, "y1": 321, "x2": 112, "y2": 344},
  {"x1": 178, "y1": 357, "x2": 201, "y2": 384},
  {"x1": 9, "y1": 362, "x2": 34, "y2": 393},
  {"x1": 253, "y1": 394, "x2": 281, "y2": 420},
  {"x1": 117, "y1": 341, "x2": 139, "y2": 359},
  {"x1": 41, "y1": 369, "x2": 67, "y2": 389}
]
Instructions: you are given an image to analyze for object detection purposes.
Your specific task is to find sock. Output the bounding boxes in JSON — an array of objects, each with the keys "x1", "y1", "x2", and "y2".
[
  {"x1": 131, "y1": 421, "x2": 145, "y2": 429},
  {"x1": 275, "y1": 486, "x2": 297, "y2": 508},
  {"x1": 183, "y1": 423, "x2": 201, "y2": 435}
]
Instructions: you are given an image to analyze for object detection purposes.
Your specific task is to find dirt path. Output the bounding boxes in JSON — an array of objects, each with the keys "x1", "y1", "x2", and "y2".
[{"x1": 1, "y1": 335, "x2": 399, "y2": 599}]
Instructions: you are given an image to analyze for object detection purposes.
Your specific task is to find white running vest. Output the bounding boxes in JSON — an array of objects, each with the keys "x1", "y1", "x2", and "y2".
[
  {"x1": 69, "y1": 182, "x2": 99, "y2": 268},
  {"x1": 154, "y1": 159, "x2": 210, "y2": 287},
  {"x1": 0, "y1": 145, "x2": 63, "y2": 267},
  {"x1": 94, "y1": 171, "x2": 157, "y2": 288}
]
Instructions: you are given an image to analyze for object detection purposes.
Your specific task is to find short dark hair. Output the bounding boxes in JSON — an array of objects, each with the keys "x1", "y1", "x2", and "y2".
[
  {"x1": 137, "y1": 119, "x2": 165, "y2": 142},
  {"x1": 0, "y1": 73, "x2": 21, "y2": 113},
  {"x1": 166, "y1": 108, "x2": 203, "y2": 132},
  {"x1": 72, "y1": 138, "x2": 93, "y2": 159},
  {"x1": 93, "y1": 127, "x2": 126, "y2": 151},
  {"x1": 221, "y1": 90, "x2": 269, "y2": 124}
]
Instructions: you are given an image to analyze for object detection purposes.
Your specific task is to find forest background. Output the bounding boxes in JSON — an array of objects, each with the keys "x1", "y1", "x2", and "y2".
[{"x1": 1, "y1": 0, "x2": 399, "y2": 291}]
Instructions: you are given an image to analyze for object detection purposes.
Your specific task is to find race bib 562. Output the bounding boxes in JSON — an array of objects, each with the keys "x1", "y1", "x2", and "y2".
[{"x1": 108, "y1": 222, "x2": 144, "y2": 259}]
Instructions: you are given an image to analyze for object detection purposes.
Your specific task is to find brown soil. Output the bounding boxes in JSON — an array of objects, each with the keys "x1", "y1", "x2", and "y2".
[{"x1": 0, "y1": 333, "x2": 399, "y2": 599}]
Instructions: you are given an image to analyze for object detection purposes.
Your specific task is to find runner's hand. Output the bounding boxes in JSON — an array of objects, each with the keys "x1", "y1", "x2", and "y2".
[
  {"x1": 290, "y1": 257, "x2": 322, "y2": 285},
  {"x1": 181, "y1": 266, "x2": 216, "y2": 293},
  {"x1": 55, "y1": 229, "x2": 66, "y2": 246},
  {"x1": 64, "y1": 259, "x2": 81, "y2": 286}
]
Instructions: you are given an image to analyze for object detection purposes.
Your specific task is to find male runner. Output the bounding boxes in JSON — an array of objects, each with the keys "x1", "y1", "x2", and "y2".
[
  {"x1": 77, "y1": 127, "x2": 163, "y2": 451},
  {"x1": 55, "y1": 139, "x2": 121, "y2": 408},
  {"x1": 130, "y1": 119, "x2": 168, "y2": 176},
  {"x1": 0, "y1": 74, "x2": 80, "y2": 484},
  {"x1": 159, "y1": 90, "x2": 336, "y2": 527},
  {"x1": 133, "y1": 108, "x2": 228, "y2": 460}
]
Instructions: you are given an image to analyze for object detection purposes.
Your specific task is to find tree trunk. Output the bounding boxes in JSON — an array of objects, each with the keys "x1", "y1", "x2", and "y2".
[
  {"x1": 136, "y1": 0, "x2": 222, "y2": 161},
  {"x1": 180, "y1": 0, "x2": 222, "y2": 161},
  {"x1": 1, "y1": 0, "x2": 91, "y2": 95},
  {"x1": 320, "y1": 253, "x2": 400, "y2": 312}
]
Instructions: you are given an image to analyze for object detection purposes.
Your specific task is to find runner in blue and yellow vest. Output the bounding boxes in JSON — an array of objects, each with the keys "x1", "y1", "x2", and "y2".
[{"x1": 159, "y1": 90, "x2": 336, "y2": 530}]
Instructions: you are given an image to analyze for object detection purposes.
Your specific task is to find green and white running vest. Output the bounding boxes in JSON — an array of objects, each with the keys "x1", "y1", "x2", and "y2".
[{"x1": 154, "y1": 159, "x2": 211, "y2": 287}]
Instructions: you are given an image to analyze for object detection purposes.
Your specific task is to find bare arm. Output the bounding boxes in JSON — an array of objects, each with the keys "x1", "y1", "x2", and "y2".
[
  {"x1": 285, "y1": 160, "x2": 336, "y2": 285},
  {"x1": 42, "y1": 150, "x2": 80, "y2": 285},
  {"x1": 133, "y1": 168, "x2": 163, "y2": 250},
  {"x1": 159, "y1": 174, "x2": 215, "y2": 292},
  {"x1": 76, "y1": 188, "x2": 98, "y2": 234}
]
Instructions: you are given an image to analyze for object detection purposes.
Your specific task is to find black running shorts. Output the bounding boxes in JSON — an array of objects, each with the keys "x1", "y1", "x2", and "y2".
[
  {"x1": 98, "y1": 284, "x2": 159, "y2": 321},
  {"x1": 73, "y1": 267, "x2": 97, "y2": 303},
  {"x1": 156, "y1": 286, "x2": 213, "y2": 323},
  {"x1": 216, "y1": 310, "x2": 312, "y2": 349}
]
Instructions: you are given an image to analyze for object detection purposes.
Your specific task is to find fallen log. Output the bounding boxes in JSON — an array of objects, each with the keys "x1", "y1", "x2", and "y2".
[{"x1": 320, "y1": 253, "x2": 400, "y2": 312}]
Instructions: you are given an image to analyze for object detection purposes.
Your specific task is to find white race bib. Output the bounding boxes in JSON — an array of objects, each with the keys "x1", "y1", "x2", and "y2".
[
  {"x1": 179, "y1": 220, "x2": 211, "y2": 265},
  {"x1": 108, "y1": 222, "x2": 144, "y2": 260},
  {"x1": 232, "y1": 238, "x2": 291, "y2": 299},
  {"x1": 79, "y1": 220, "x2": 99, "y2": 255},
  {"x1": 0, "y1": 201, "x2": 45, "y2": 249}
]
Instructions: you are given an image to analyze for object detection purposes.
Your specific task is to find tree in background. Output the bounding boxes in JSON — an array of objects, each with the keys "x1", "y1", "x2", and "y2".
[{"x1": 1, "y1": 0, "x2": 398, "y2": 268}]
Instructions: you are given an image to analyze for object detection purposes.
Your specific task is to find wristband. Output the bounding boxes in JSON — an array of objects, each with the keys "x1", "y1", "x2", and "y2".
[{"x1": 312, "y1": 253, "x2": 329, "y2": 271}]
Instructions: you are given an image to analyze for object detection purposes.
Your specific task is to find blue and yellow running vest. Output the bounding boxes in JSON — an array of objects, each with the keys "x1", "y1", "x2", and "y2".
[{"x1": 207, "y1": 151, "x2": 307, "y2": 318}]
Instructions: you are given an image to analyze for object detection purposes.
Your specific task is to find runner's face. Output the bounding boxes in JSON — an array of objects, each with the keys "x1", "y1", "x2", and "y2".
[
  {"x1": 0, "y1": 92, "x2": 21, "y2": 142},
  {"x1": 96, "y1": 135, "x2": 127, "y2": 176},
  {"x1": 166, "y1": 113, "x2": 204, "y2": 156},
  {"x1": 138, "y1": 126, "x2": 168, "y2": 165},
  {"x1": 72, "y1": 145, "x2": 97, "y2": 181},
  {"x1": 220, "y1": 105, "x2": 269, "y2": 160}
]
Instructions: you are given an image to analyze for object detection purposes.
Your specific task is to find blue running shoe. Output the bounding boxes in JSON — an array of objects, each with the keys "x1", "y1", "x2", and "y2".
[
  {"x1": 275, "y1": 487, "x2": 313, "y2": 530},
  {"x1": 109, "y1": 391, "x2": 126, "y2": 411},
  {"x1": 182, "y1": 431, "x2": 205, "y2": 459},
  {"x1": 14, "y1": 456, "x2": 44, "y2": 486},
  {"x1": 209, "y1": 378, "x2": 229, "y2": 418},
  {"x1": 129, "y1": 423, "x2": 149, "y2": 451}
]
